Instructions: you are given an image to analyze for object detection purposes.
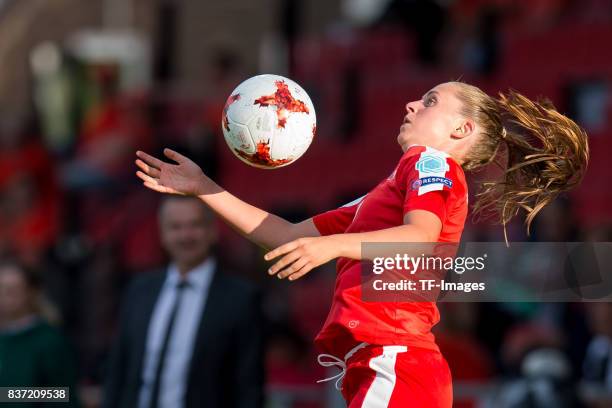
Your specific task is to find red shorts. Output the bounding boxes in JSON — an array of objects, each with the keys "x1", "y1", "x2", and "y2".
[{"x1": 339, "y1": 344, "x2": 453, "y2": 408}]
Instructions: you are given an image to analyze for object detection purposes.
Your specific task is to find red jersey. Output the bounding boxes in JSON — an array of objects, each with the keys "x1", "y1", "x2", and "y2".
[{"x1": 312, "y1": 145, "x2": 468, "y2": 355}]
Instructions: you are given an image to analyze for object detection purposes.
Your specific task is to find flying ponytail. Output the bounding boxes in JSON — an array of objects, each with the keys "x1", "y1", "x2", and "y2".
[{"x1": 453, "y1": 82, "x2": 589, "y2": 239}]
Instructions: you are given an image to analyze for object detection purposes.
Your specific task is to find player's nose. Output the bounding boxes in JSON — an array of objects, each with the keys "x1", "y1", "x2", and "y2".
[{"x1": 405, "y1": 100, "x2": 420, "y2": 114}]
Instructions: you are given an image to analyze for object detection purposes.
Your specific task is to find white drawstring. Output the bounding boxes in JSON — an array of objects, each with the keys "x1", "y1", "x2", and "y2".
[
  {"x1": 316, "y1": 354, "x2": 346, "y2": 390},
  {"x1": 316, "y1": 342, "x2": 368, "y2": 390}
]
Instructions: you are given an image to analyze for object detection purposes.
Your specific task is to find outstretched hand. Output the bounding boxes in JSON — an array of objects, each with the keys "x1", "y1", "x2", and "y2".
[
  {"x1": 265, "y1": 236, "x2": 341, "y2": 281},
  {"x1": 135, "y1": 149, "x2": 210, "y2": 196}
]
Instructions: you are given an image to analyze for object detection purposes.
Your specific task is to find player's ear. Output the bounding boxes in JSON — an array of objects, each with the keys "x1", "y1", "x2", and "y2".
[{"x1": 450, "y1": 118, "x2": 475, "y2": 139}]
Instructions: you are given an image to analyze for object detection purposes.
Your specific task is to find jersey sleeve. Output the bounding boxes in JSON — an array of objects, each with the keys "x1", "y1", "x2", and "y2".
[
  {"x1": 312, "y1": 197, "x2": 363, "y2": 236},
  {"x1": 396, "y1": 148, "x2": 465, "y2": 224}
]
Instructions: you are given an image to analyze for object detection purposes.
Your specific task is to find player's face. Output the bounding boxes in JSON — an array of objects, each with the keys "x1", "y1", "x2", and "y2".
[
  {"x1": 0, "y1": 267, "x2": 34, "y2": 320},
  {"x1": 398, "y1": 82, "x2": 465, "y2": 152},
  {"x1": 159, "y1": 199, "x2": 216, "y2": 271}
]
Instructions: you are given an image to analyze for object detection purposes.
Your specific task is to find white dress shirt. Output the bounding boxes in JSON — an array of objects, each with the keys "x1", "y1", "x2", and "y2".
[{"x1": 138, "y1": 258, "x2": 216, "y2": 408}]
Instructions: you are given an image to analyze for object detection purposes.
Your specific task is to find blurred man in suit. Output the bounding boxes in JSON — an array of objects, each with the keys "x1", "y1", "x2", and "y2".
[{"x1": 103, "y1": 195, "x2": 264, "y2": 408}]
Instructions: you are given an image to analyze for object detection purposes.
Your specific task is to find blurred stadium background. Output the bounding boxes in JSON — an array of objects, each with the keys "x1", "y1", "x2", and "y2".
[{"x1": 0, "y1": 0, "x2": 611, "y2": 407}]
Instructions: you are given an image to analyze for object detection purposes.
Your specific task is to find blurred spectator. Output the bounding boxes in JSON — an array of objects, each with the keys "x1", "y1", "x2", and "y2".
[
  {"x1": 501, "y1": 323, "x2": 566, "y2": 375},
  {"x1": 494, "y1": 347, "x2": 584, "y2": 408},
  {"x1": 63, "y1": 64, "x2": 153, "y2": 190},
  {"x1": 0, "y1": 259, "x2": 81, "y2": 407},
  {"x1": 102, "y1": 195, "x2": 264, "y2": 408},
  {"x1": 582, "y1": 302, "x2": 612, "y2": 389},
  {"x1": 0, "y1": 116, "x2": 62, "y2": 266},
  {"x1": 494, "y1": 315, "x2": 582, "y2": 408},
  {"x1": 30, "y1": 43, "x2": 76, "y2": 157}
]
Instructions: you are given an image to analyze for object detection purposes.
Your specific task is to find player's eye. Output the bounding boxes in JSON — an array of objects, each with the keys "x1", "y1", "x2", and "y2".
[{"x1": 423, "y1": 96, "x2": 437, "y2": 107}]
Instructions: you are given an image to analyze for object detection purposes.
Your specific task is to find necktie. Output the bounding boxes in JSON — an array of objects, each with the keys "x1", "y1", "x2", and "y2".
[{"x1": 149, "y1": 280, "x2": 189, "y2": 408}]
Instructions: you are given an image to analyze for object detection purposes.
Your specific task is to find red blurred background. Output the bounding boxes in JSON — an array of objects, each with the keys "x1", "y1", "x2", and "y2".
[{"x1": 1, "y1": 0, "x2": 611, "y2": 406}]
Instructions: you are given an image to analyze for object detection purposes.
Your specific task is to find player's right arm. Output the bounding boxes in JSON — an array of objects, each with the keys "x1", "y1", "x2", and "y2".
[{"x1": 135, "y1": 148, "x2": 319, "y2": 249}]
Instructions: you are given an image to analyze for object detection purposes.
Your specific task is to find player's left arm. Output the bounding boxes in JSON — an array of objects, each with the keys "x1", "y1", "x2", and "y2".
[{"x1": 265, "y1": 209, "x2": 441, "y2": 280}]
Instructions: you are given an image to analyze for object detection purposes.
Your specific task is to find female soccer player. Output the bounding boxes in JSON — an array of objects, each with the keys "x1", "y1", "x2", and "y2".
[{"x1": 135, "y1": 81, "x2": 588, "y2": 407}]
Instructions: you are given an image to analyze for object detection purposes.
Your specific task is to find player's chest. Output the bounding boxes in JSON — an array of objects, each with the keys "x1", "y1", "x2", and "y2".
[{"x1": 346, "y1": 179, "x2": 404, "y2": 232}]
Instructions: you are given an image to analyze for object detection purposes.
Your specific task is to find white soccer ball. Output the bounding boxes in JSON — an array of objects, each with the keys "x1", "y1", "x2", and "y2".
[{"x1": 221, "y1": 74, "x2": 316, "y2": 169}]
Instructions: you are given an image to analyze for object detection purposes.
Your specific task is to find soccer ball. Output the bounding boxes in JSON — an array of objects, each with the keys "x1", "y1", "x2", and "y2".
[{"x1": 221, "y1": 74, "x2": 316, "y2": 169}]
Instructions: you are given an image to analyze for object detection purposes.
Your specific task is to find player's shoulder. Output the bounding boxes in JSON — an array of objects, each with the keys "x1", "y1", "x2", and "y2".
[{"x1": 403, "y1": 144, "x2": 464, "y2": 173}]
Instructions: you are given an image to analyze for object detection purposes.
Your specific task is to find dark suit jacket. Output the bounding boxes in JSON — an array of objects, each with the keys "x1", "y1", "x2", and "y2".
[{"x1": 102, "y1": 265, "x2": 264, "y2": 408}]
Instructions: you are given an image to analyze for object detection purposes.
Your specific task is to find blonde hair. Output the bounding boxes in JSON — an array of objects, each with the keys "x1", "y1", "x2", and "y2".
[{"x1": 452, "y1": 82, "x2": 589, "y2": 240}]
